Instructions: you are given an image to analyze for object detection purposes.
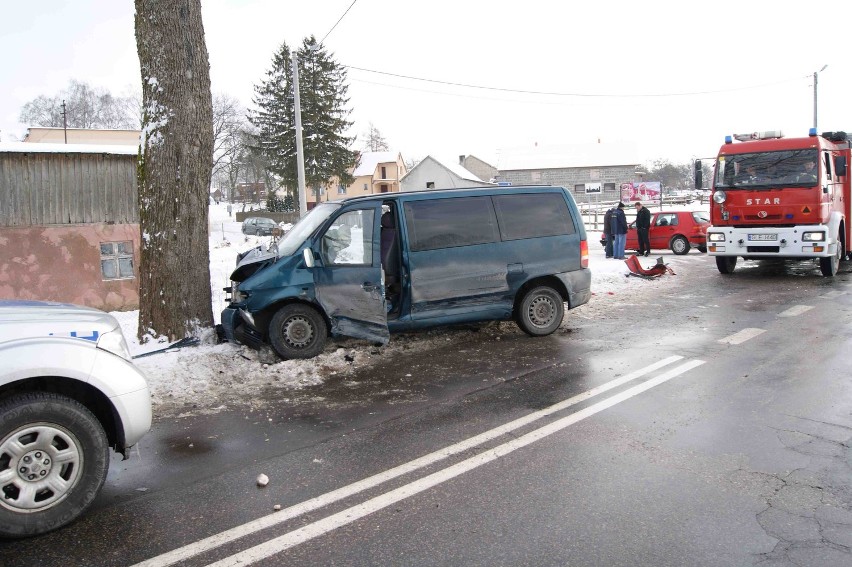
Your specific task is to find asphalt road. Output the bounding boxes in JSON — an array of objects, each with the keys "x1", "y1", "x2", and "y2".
[{"x1": 2, "y1": 253, "x2": 851, "y2": 566}]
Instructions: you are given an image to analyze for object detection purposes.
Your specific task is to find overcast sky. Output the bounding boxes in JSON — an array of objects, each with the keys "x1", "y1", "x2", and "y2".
[{"x1": 2, "y1": 0, "x2": 850, "y2": 169}]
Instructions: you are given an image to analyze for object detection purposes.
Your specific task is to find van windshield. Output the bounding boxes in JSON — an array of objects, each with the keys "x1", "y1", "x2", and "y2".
[{"x1": 275, "y1": 203, "x2": 340, "y2": 257}]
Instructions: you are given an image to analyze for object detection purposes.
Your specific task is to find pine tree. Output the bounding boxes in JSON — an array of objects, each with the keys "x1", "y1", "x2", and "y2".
[{"x1": 249, "y1": 36, "x2": 356, "y2": 197}]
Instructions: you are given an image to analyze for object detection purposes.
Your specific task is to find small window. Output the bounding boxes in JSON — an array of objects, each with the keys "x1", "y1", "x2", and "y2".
[
  {"x1": 363, "y1": 183, "x2": 368, "y2": 190},
  {"x1": 426, "y1": 182, "x2": 435, "y2": 189},
  {"x1": 604, "y1": 182, "x2": 616, "y2": 192},
  {"x1": 381, "y1": 166, "x2": 387, "y2": 179},
  {"x1": 100, "y1": 241, "x2": 134, "y2": 280},
  {"x1": 338, "y1": 184, "x2": 347, "y2": 195},
  {"x1": 404, "y1": 196, "x2": 499, "y2": 251},
  {"x1": 574, "y1": 184, "x2": 585, "y2": 193}
]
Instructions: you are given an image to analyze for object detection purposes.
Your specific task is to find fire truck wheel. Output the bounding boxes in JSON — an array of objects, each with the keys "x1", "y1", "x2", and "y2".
[
  {"x1": 670, "y1": 236, "x2": 690, "y2": 255},
  {"x1": 716, "y1": 256, "x2": 737, "y2": 274},
  {"x1": 819, "y1": 242, "x2": 841, "y2": 277}
]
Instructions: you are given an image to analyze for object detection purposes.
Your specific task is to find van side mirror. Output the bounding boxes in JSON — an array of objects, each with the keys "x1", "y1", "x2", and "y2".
[
  {"x1": 303, "y1": 248, "x2": 315, "y2": 268},
  {"x1": 694, "y1": 160, "x2": 703, "y2": 189},
  {"x1": 835, "y1": 155, "x2": 847, "y2": 177}
]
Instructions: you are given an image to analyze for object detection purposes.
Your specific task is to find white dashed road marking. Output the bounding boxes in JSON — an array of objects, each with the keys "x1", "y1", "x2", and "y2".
[
  {"x1": 778, "y1": 305, "x2": 814, "y2": 317},
  {"x1": 718, "y1": 328, "x2": 766, "y2": 345}
]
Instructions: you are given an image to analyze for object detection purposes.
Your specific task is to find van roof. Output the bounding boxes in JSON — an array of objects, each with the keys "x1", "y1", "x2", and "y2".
[{"x1": 332, "y1": 184, "x2": 566, "y2": 205}]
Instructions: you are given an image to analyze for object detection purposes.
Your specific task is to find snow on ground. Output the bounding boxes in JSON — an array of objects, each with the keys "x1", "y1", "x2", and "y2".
[{"x1": 118, "y1": 201, "x2": 708, "y2": 416}]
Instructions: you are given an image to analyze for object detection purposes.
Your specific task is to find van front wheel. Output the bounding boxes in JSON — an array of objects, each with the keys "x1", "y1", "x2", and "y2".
[
  {"x1": 269, "y1": 304, "x2": 328, "y2": 360},
  {"x1": 516, "y1": 286, "x2": 564, "y2": 337}
]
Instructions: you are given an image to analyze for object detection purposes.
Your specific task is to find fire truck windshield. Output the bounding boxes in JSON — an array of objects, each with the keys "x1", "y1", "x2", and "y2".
[{"x1": 715, "y1": 149, "x2": 820, "y2": 189}]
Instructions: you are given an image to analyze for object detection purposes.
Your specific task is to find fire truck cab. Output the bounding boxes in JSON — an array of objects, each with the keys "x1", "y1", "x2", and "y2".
[{"x1": 698, "y1": 129, "x2": 850, "y2": 277}]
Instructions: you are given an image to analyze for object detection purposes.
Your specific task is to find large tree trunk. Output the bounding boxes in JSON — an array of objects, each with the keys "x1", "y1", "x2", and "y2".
[{"x1": 134, "y1": 0, "x2": 214, "y2": 341}]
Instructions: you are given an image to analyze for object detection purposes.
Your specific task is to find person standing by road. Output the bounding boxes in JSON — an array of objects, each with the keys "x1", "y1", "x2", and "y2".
[
  {"x1": 603, "y1": 206, "x2": 615, "y2": 258},
  {"x1": 611, "y1": 202, "x2": 628, "y2": 260},
  {"x1": 635, "y1": 201, "x2": 651, "y2": 257}
]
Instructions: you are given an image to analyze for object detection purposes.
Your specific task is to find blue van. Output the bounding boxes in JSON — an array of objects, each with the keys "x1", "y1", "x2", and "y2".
[{"x1": 221, "y1": 186, "x2": 591, "y2": 359}]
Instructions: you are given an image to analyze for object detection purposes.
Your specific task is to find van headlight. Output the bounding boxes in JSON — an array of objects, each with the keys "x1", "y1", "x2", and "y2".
[
  {"x1": 713, "y1": 191, "x2": 727, "y2": 204},
  {"x1": 231, "y1": 283, "x2": 248, "y2": 303},
  {"x1": 97, "y1": 329, "x2": 132, "y2": 361},
  {"x1": 802, "y1": 232, "x2": 825, "y2": 241},
  {"x1": 707, "y1": 233, "x2": 726, "y2": 242}
]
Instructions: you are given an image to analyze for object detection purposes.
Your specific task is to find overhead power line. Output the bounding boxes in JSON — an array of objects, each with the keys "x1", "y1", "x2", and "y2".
[
  {"x1": 320, "y1": 0, "x2": 359, "y2": 45},
  {"x1": 345, "y1": 65, "x2": 809, "y2": 99}
]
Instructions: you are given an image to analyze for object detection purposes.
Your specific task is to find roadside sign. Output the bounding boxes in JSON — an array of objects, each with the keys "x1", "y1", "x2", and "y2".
[{"x1": 585, "y1": 182, "x2": 602, "y2": 194}]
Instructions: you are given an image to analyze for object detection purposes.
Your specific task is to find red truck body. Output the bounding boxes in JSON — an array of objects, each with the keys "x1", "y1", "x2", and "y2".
[{"x1": 702, "y1": 129, "x2": 851, "y2": 276}]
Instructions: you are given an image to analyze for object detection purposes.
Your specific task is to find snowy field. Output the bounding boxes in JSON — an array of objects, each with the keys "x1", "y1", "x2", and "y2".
[{"x1": 118, "y1": 201, "x2": 709, "y2": 417}]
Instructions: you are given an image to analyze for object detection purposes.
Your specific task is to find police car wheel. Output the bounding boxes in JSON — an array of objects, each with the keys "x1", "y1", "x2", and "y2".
[{"x1": 0, "y1": 392, "x2": 109, "y2": 538}]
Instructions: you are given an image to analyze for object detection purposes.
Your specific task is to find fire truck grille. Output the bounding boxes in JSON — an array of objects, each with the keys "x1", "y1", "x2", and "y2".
[{"x1": 746, "y1": 246, "x2": 780, "y2": 253}]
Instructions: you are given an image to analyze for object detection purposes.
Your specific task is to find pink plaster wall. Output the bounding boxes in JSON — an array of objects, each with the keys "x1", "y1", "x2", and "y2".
[{"x1": 0, "y1": 224, "x2": 140, "y2": 311}]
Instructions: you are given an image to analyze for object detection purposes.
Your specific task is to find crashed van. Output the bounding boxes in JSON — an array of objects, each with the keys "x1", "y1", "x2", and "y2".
[{"x1": 221, "y1": 185, "x2": 591, "y2": 359}]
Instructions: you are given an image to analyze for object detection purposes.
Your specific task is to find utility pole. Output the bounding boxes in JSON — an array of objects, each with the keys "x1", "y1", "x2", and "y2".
[
  {"x1": 813, "y1": 65, "x2": 827, "y2": 131},
  {"x1": 61, "y1": 100, "x2": 68, "y2": 144},
  {"x1": 292, "y1": 51, "x2": 307, "y2": 217}
]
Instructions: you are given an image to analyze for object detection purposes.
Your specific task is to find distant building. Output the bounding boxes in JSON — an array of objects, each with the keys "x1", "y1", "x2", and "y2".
[
  {"x1": 23, "y1": 127, "x2": 141, "y2": 146},
  {"x1": 497, "y1": 142, "x2": 641, "y2": 201},
  {"x1": 460, "y1": 155, "x2": 498, "y2": 184},
  {"x1": 234, "y1": 182, "x2": 266, "y2": 203},
  {"x1": 310, "y1": 151, "x2": 406, "y2": 207},
  {"x1": 400, "y1": 156, "x2": 490, "y2": 191}
]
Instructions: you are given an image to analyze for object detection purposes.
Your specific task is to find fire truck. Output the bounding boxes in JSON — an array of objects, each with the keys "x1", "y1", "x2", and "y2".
[{"x1": 697, "y1": 129, "x2": 851, "y2": 277}]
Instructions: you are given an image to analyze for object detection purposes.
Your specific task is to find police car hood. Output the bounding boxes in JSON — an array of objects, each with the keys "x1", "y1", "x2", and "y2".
[
  {"x1": 230, "y1": 245, "x2": 278, "y2": 282},
  {"x1": 0, "y1": 300, "x2": 120, "y2": 344}
]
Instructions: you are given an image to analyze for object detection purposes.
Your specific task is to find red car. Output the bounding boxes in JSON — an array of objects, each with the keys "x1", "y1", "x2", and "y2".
[{"x1": 626, "y1": 210, "x2": 709, "y2": 255}]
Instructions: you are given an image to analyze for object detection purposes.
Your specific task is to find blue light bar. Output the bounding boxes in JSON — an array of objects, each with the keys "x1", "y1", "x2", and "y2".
[
  {"x1": 725, "y1": 135, "x2": 733, "y2": 144},
  {"x1": 809, "y1": 128, "x2": 817, "y2": 136}
]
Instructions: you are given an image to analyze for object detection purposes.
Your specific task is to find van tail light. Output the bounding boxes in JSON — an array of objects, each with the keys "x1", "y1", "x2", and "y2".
[{"x1": 580, "y1": 239, "x2": 589, "y2": 268}]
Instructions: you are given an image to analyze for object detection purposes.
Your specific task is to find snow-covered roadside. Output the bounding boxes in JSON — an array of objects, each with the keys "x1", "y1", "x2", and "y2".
[{"x1": 118, "y1": 202, "x2": 707, "y2": 416}]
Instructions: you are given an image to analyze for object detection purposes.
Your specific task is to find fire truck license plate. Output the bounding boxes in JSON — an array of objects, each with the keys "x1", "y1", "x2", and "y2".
[{"x1": 748, "y1": 234, "x2": 777, "y2": 241}]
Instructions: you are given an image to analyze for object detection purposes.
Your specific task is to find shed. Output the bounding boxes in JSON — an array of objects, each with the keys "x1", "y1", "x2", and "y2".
[{"x1": 0, "y1": 142, "x2": 141, "y2": 311}]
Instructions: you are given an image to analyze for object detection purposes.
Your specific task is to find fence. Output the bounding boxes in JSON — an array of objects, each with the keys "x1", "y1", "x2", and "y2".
[{"x1": 580, "y1": 195, "x2": 710, "y2": 231}]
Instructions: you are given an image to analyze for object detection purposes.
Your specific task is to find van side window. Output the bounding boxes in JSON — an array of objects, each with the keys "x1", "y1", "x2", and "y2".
[
  {"x1": 321, "y1": 209, "x2": 374, "y2": 265},
  {"x1": 404, "y1": 196, "x2": 499, "y2": 251},
  {"x1": 492, "y1": 193, "x2": 575, "y2": 240}
]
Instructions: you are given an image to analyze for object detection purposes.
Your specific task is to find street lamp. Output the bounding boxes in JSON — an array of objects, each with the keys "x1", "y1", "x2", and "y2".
[{"x1": 813, "y1": 64, "x2": 828, "y2": 131}]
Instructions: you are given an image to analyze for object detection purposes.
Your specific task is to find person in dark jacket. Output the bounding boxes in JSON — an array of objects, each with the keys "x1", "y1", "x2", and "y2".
[
  {"x1": 635, "y1": 201, "x2": 651, "y2": 256},
  {"x1": 602, "y1": 207, "x2": 615, "y2": 258},
  {"x1": 611, "y1": 202, "x2": 628, "y2": 259}
]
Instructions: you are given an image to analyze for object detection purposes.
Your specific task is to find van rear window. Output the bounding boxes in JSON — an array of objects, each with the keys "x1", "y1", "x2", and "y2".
[
  {"x1": 492, "y1": 193, "x2": 575, "y2": 240},
  {"x1": 404, "y1": 196, "x2": 499, "y2": 251}
]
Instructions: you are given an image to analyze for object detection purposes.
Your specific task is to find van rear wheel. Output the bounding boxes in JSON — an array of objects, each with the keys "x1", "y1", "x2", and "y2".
[
  {"x1": 268, "y1": 304, "x2": 327, "y2": 359},
  {"x1": 516, "y1": 286, "x2": 564, "y2": 337}
]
